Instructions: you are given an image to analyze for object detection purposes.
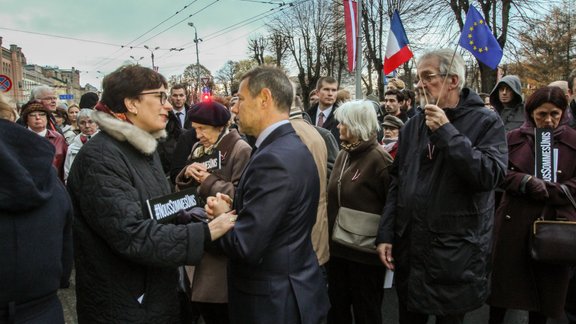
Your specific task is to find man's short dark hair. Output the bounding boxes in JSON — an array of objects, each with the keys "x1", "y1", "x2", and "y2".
[
  {"x1": 402, "y1": 89, "x2": 415, "y2": 103},
  {"x1": 241, "y1": 66, "x2": 293, "y2": 113},
  {"x1": 384, "y1": 89, "x2": 405, "y2": 102},
  {"x1": 316, "y1": 76, "x2": 338, "y2": 91},
  {"x1": 171, "y1": 83, "x2": 189, "y2": 96}
]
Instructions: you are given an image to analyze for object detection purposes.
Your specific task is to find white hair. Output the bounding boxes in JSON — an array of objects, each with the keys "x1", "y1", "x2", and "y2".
[
  {"x1": 334, "y1": 100, "x2": 380, "y2": 141},
  {"x1": 418, "y1": 49, "x2": 466, "y2": 90},
  {"x1": 30, "y1": 85, "x2": 54, "y2": 100}
]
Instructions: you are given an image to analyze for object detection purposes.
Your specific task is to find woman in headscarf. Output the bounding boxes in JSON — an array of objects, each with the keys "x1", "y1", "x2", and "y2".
[{"x1": 176, "y1": 100, "x2": 252, "y2": 324}]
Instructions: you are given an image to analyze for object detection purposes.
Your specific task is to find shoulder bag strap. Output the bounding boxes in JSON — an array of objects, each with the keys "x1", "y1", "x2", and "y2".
[
  {"x1": 337, "y1": 154, "x2": 349, "y2": 208},
  {"x1": 560, "y1": 184, "x2": 576, "y2": 210}
]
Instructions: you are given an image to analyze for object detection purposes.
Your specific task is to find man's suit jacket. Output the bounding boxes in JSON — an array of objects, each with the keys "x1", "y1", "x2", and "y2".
[
  {"x1": 158, "y1": 106, "x2": 190, "y2": 175},
  {"x1": 220, "y1": 123, "x2": 330, "y2": 324},
  {"x1": 307, "y1": 103, "x2": 340, "y2": 145}
]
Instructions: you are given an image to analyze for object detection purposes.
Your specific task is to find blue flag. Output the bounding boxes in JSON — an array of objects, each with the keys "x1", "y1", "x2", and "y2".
[{"x1": 458, "y1": 5, "x2": 503, "y2": 69}]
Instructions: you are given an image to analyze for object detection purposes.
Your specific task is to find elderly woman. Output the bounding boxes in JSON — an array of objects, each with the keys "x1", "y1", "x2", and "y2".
[
  {"x1": 21, "y1": 101, "x2": 68, "y2": 182},
  {"x1": 176, "y1": 101, "x2": 251, "y2": 324},
  {"x1": 63, "y1": 109, "x2": 99, "y2": 182},
  {"x1": 327, "y1": 100, "x2": 393, "y2": 324},
  {"x1": 488, "y1": 86, "x2": 576, "y2": 324},
  {"x1": 380, "y1": 114, "x2": 404, "y2": 159},
  {"x1": 66, "y1": 65, "x2": 234, "y2": 323}
]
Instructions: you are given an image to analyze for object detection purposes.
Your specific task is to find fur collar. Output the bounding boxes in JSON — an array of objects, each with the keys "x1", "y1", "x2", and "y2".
[{"x1": 92, "y1": 111, "x2": 166, "y2": 155}]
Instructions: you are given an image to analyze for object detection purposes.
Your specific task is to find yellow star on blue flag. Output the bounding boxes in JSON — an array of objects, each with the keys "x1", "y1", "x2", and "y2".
[{"x1": 458, "y1": 5, "x2": 503, "y2": 69}]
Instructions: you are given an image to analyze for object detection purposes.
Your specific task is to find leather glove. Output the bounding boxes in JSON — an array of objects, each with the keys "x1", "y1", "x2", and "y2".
[
  {"x1": 525, "y1": 177, "x2": 549, "y2": 201},
  {"x1": 175, "y1": 207, "x2": 208, "y2": 224}
]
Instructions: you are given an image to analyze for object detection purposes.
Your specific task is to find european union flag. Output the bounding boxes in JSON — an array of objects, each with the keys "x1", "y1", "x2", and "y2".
[{"x1": 458, "y1": 5, "x2": 503, "y2": 69}]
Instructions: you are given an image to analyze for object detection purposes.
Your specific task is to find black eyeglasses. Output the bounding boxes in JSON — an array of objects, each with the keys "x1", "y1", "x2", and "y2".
[{"x1": 139, "y1": 91, "x2": 168, "y2": 105}]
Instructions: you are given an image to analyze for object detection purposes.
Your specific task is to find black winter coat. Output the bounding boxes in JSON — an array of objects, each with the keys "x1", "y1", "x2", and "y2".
[
  {"x1": 377, "y1": 89, "x2": 508, "y2": 315},
  {"x1": 67, "y1": 111, "x2": 207, "y2": 324},
  {"x1": 0, "y1": 119, "x2": 73, "y2": 323}
]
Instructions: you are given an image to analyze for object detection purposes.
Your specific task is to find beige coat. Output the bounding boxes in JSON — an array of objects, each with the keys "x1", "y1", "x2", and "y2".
[{"x1": 290, "y1": 117, "x2": 330, "y2": 265}]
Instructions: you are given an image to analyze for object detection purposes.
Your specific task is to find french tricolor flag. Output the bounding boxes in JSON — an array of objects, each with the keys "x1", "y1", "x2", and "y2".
[{"x1": 383, "y1": 10, "x2": 413, "y2": 75}]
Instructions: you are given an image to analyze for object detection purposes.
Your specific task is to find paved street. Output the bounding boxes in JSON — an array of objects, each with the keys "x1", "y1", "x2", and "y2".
[{"x1": 59, "y1": 271, "x2": 569, "y2": 324}]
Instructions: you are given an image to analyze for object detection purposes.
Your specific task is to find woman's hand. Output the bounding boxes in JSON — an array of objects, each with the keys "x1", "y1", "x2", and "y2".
[
  {"x1": 205, "y1": 193, "x2": 233, "y2": 219},
  {"x1": 184, "y1": 163, "x2": 209, "y2": 183},
  {"x1": 207, "y1": 210, "x2": 236, "y2": 241}
]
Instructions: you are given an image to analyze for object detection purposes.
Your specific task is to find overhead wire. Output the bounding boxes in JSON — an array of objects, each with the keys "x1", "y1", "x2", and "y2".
[{"x1": 91, "y1": 0, "x2": 204, "y2": 71}]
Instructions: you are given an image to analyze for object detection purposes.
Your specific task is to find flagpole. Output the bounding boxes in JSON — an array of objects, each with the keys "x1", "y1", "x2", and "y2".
[
  {"x1": 355, "y1": 0, "x2": 362, "y2": 99},
  {"x1": 435, "y1": 47, "x2": 458, "y2": 107}
]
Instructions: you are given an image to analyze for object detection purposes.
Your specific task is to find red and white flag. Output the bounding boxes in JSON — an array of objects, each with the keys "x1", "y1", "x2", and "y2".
[
  {"x1": 383, "y1": 10, "x2": 413, "y2": 75},
  {"x1": 343, "y1": 0, "x2": 358, "y2": 72}
]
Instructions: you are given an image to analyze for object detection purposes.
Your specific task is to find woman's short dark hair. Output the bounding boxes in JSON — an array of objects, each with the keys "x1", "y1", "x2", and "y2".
[
  {"x1": 54, "y1": 107, "x2": 71, "y2": 125},
  {"x1": 525, "y1": 86, "x2": 568, "y2": 116},
  {"x1": 101, "y1": 65, "x2": 167, "y2": 113}
]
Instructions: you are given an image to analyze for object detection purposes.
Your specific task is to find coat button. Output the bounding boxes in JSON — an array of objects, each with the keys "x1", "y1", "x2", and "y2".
[{"x1": 505, "y1": 215, "x2": 511, "y2": 220}]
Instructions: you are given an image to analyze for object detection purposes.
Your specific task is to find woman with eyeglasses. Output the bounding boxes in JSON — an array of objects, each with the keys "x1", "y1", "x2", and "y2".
[
  {"x1": 488, "y1": 86, "x2": 576, "y2": 324},
  {"x1": 66, "y1": 65, "x2": 235, "y2": 323},
  {"x1": 21, "y1": 100, "x2": 68, "y2": 182}
]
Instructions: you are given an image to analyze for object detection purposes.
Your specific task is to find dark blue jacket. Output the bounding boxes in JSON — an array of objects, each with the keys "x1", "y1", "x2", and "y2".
[{"x1": 220, "y1": 123, "x2": 330, "y2": 324}]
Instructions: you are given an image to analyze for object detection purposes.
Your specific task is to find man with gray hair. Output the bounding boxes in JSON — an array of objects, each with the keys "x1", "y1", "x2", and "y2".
[
  {"x1": 376, "y1": 49, "x2": 508, "y2": 324},
  {"x1": 29, "y1": 85, "x2": 61, "y2": 133}
]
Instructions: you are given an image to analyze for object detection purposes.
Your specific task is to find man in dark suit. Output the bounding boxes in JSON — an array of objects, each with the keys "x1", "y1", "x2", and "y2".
[
  {"x1": 207, "y1": 66, "x2": 330, "y2": 324},
  {"x1": 307, "y1": 76, "x2": 341, "y2": 145},
  {"x1": 158, "y1": 84, "x2": 192, "y2": 183}
]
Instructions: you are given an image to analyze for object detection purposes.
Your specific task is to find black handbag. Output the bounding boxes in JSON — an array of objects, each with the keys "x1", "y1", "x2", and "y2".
[
  {"x1": 331, "y1": 154, "x2": 380, "y2": 254},
  {"x1": 530, "y1": 184, "x2": 576, "y2": 265}
]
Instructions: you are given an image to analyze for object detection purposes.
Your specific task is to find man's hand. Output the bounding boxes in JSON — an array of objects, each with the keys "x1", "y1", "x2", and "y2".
[
  {"x1": 205, "y1": 193, "x2": 233, "y2": 219},
  {"x1": 377, "y1": 243, "x2": 395, "y2": 270},
  {"x1": 424, "y1": 104, "x2": 449, "y2": 132}
]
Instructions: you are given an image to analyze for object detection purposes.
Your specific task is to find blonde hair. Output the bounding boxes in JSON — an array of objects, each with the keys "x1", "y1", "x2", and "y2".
[{"x1": 0, "y1": 94, "x2": 18, "y2": 122}]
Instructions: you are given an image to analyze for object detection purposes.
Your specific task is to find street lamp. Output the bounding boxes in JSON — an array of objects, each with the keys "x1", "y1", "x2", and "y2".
[
  {"x1": 144, "y1": 45, "x2": 160, "y2": 71},
  {"x1": 130, "y1": 55, "x2": 145, "y2": 65},
  {"x1": 188, "y1": 22, "x2": 203, "y2": 100}
]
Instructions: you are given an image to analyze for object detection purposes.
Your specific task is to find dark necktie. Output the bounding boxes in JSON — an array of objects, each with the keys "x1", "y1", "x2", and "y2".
[
  {"x1": 176, "y1": 112, "x2": 183, "y2": 127},
  {"x1": 317, "y1": 112, "x2": 325, "y2": 127}
]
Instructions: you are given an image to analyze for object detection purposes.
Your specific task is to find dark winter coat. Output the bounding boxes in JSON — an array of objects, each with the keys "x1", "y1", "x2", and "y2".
[
  {"x1": 376, "y1": 88, "x2": 508, "y2": 315},
  {"x1": 67, "y1": 111, "x2": 208, "y2": 324},
  {"x1": 0, "y1": 119, "x2": 73, "y2": 324},
  {"x1": 488, "y1": 113, "x2": 576, "y2": 318},
  {"x1": 490, "y1": 75, "x2": 525, "y2": 131},
  {"x1": 328, "y1": 137, "x2": 393, "y2": 266}
]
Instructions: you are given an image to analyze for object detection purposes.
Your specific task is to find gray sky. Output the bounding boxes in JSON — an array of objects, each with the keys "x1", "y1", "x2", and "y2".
[{"x1": 0, "y1": 0, "x2": 282, "y2": 89}]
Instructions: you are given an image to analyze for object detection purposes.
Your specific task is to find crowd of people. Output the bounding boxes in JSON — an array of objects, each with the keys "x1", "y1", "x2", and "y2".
[{"x1": 1, "y1": 49, "x2": 576, "y2": 324}]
